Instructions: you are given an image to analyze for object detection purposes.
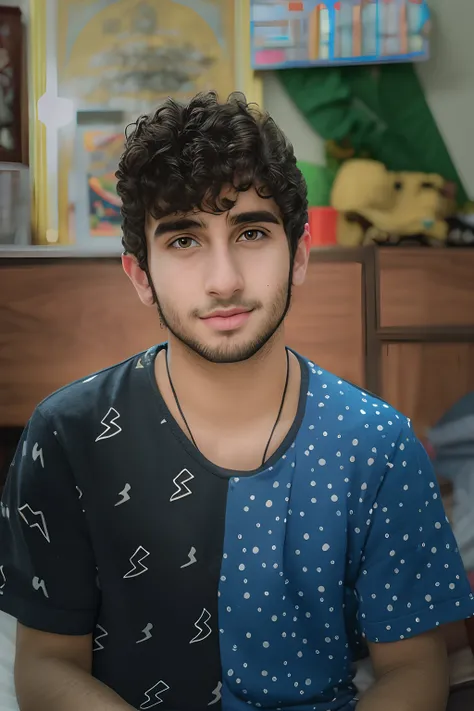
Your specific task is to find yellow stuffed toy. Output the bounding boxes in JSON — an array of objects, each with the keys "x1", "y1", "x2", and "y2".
[{"x1": 330, "y1": 159, "x2": 456, "y2": 247}]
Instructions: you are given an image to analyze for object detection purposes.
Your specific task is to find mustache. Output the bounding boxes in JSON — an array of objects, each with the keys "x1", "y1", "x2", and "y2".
[{"x1": 192, "y1": 299, "x2": 263, "y2": 318}]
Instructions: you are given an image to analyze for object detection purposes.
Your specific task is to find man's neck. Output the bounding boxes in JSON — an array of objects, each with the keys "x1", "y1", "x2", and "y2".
[{"x1": 160, "y1": 331, "x2": 290, "y2": 429}]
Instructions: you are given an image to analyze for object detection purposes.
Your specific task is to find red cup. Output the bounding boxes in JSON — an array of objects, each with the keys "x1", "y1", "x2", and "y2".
[{"x1": 308, "y1": 206, "x2": 338, "y2": 246}]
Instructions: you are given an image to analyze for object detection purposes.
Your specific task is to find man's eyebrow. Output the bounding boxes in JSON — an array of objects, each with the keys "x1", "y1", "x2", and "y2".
[
  {"x1": 154, "y1": 217, "x2": 205, "y2": 237},
  {"x1": 228, "y1": 210, "x2": 281, "y2": 227},
  {"x1": 154, "y1": 210, "x2": 281, "y2": 237}
]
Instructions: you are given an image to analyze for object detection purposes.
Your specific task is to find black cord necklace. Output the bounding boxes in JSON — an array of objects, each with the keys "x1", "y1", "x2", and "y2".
[{"x1": 165, "y1": 347, "x2": 291, "y2": 467}]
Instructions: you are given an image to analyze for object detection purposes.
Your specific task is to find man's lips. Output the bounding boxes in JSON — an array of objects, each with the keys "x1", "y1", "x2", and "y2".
[
  {"x1": 201, "y1": 308, "x2": 251, "y2": 320},
  {"x1": 200, "y1": 308, "x2": 253, "y2": 331}
]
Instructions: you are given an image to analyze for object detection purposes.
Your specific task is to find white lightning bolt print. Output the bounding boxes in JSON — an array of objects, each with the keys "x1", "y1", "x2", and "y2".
[
  {"x1": 140, "y1": 681, "x2": 170, "y2": 709},
  {"x1": 170, "y1": 468, "x2": 194, "y2": 502},
  {"x1": 190, "y1": 608, "x2": 212, "y2": 644},
  {"x1": 124, "y1": 546, "x2": 150, "y2": 579},
  {"x1": 136, "y1": 622, "x2": 153, "y2": 644},
  {"x1": 115, "y1": 483, "x2": 131, "y2": 506},
  {"x1": 32, "y1": 442, "x2": 44, "y2": 468},
  {"x1": 95, "y1": 407, "x2": 122, "y2": 442},
  {"x1": 180, "y1": 546, "x2": 197, "y2": 569},
  {"x1": 0, "y1": 565, "x2": 6, "y2": 595},
  {"x1": 83, "y1": 374, "x2": 98, "y2": 383},
  {"x1": 18, "y1": 504, "x2": 50, "y2": 542},
  {"x1": 32, "y1": 576, "x2": 49, "y2": 598},
  {"x1": 93, "y1": 624, "x2": 108, "y2": 651},
  {"x1": 208, "y1": 682, "x2": 222, "y2": 706}
]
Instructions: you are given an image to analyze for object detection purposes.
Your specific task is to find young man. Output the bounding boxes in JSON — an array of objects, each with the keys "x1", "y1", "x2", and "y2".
[{"x1": 0, "y1": 92, "x2": 473, "y2": 711}]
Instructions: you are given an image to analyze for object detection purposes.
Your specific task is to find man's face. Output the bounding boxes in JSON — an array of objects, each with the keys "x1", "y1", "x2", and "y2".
[{"x1": 129, "y1": 187, "x2": 308, "y2": 364}]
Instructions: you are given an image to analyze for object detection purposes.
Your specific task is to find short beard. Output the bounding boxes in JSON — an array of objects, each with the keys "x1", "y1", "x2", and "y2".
[{"x1": 155, "y1": 279, "x2": 292, "y2": 364}]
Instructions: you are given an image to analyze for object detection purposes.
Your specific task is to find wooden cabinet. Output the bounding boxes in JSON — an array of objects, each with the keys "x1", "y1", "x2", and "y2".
[
  {"x1": 0, "y1": 261, "x2": 158, "y2": 426},
  {"x1": 381, "y1": 342, "x2": 474, "y2": 435},
  {"x1": 286, "y1": 260, "x2": 364, "y2": 387},
  {"x1": 376, "y1": 248, "x2": 474, "y2": 435}
]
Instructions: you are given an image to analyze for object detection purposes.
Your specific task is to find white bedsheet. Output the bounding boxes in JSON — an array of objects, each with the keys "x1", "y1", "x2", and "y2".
[{"x1": 0, "y1": 611, "x2": 17, "y2": 711}]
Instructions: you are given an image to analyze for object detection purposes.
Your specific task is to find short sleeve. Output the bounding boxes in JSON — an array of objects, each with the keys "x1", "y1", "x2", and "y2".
[
  {"x1": 0, "y1": 407, "x2": 99, "y2": 634},
  {"x1": 356, "y1": 422, "x2": 474, "y2": 643}
]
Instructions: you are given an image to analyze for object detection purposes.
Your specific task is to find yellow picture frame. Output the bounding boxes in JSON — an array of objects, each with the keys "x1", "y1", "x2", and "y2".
[{"x1": 28, "y1": 0, "x2": 262, "y2": 247}]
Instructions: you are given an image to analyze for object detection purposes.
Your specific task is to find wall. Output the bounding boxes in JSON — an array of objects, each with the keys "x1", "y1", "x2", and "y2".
[
  {"x1": 262, "y1": 72, "x2": 325, "y2": 166},
  {"x1": 262, "y1": 0, "x2": 474, "y2": 199},
  {"x1": 416, "y1": 0, "x2": 474, "y2": 199}
]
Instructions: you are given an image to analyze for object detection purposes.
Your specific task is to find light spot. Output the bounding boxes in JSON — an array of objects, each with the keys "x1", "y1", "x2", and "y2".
[{"x1": 265, "y1": 500, "x2": 273, "y2": 508}]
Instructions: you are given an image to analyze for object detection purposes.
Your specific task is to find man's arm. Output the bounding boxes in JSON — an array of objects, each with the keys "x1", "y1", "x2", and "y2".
[
  {"x1": 357, "y1": 630, "x2": 449, "y2": 711},
  {"x1": 15, "y1": 624, "x2": 134, "y2": 711}
]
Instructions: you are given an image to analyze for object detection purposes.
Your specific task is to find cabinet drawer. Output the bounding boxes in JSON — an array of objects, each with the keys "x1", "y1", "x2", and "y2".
[{"x1": 378, "y1": 249, "x2": 474, "y2": 328}]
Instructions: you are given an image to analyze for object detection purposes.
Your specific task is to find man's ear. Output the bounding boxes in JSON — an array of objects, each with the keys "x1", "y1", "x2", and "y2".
[
  {"x1": 292, "y1": 224, "x2": 311, "y2": 287},
  {"x1": 122, "y1": 254, "x2": 155, "y2": 306}
]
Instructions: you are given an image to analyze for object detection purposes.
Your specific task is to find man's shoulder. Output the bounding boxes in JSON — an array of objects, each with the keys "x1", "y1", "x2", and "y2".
[
  {"x1": 34, "y1": 347, "x2": 155, "y2": 432},
  {"x1": 300, "y1": 353, "x2": 408, "y2": 434}
]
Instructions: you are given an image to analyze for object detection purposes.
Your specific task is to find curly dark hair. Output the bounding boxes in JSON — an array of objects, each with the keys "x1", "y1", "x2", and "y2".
[{"x1": 116, "y1": 91, "x2": 308, "y2": 269}]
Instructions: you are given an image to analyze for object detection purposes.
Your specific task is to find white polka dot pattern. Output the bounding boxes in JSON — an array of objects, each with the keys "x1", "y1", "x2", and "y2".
[{"x1": 218, "y1": 363, "x2": 474, "y2": 711}]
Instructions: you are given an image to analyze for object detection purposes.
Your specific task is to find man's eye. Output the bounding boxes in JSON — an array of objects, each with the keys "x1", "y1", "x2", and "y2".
[
  {"x1": 238, "y1": 229, "x2": 265, "y2": 242},
  {"x1": 170, "y1": 237, "x2": 198, "y2": 250}
]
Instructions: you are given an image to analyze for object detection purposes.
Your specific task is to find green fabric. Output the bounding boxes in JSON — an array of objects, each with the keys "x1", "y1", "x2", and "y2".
[
  {"x1": 297, "y1": 160, "x2": 337, "y2": 206},
  {"x1": 279, "y1": 63, "x2": 468, "y2": 205}
]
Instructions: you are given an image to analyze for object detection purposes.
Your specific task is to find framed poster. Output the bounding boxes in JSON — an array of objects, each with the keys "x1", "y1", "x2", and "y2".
[
  {"x1": 29, "y1": 0, "x2": 262, "y2": 247},
  {"x1": 71, "y1": 125, "x2": 125, "y2": 249},
  {"x1": 250, "y1": 0, "x2": 430, "y2": 70}
]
